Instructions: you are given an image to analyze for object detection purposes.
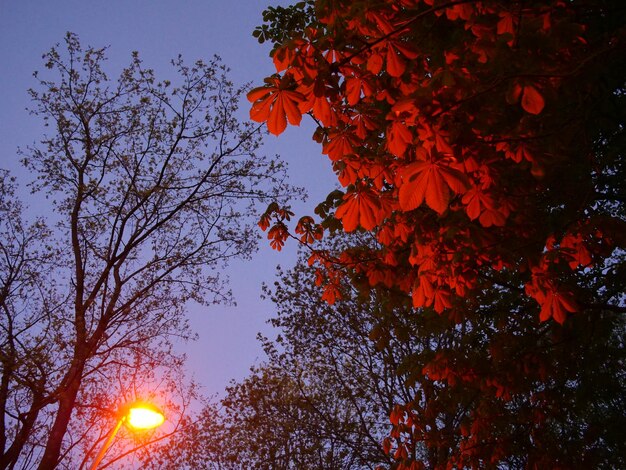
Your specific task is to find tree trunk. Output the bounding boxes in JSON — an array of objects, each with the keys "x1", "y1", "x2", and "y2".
[{"x1": 37, "y1": 367, "x2": 83, "y2": 470}]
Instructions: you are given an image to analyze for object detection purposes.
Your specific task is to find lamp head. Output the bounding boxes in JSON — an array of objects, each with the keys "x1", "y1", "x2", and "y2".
[{"x1": 123, "y1": 401, "x2": 165, "y2": 430}]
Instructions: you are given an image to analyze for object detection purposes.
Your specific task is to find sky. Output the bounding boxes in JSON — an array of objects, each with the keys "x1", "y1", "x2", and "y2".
[{"x1": 0, "y1": 1, "x2": 335, "y2": 397}]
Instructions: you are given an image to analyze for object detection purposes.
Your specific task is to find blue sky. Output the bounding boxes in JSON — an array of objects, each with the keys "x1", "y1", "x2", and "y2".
[{"x1": 0, "y1": 0, "x2": 335, "y2": 396}]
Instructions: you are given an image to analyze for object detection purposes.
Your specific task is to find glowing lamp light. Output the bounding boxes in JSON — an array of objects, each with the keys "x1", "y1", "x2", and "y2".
[
  {"x1": 89, "y1": 401, "x2": 165, "y2": 470},
  {"x1": 126, "y1": 403, "x2": 165, "y2": 430}
]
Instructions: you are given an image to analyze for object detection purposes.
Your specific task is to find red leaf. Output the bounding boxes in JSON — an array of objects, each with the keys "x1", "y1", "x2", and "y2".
[
  {"x1": 462, "y1": 187, "x2": 485, "y2": 220},
  {"x1": 248, "y1": 80, "x2": 305, "y2": 135},
  {"x1": 506, "y1": 82, "x2": 523, "y2": 104},
  {"x1": 367, "y1": 53, "x2": 384, "y2": 74},
  {"x1": 521, "y1": 85, "x2": 545, "y2": 115},
  {"x1": 387, "y1": 121, "x2": 414, "y2": 157},
  {"x1": 434, "y1": 132, "x2": 454, "y2": 156},
  {"x1": 382, "y1": 437, "x2": 392, "y2": 455},
  {"x1": 433, "y1": 289, "x2": 452, "y2": 313},
  {"x1": 386, "y1": 43, "x2": 406, "y2": 77},
  {"x1": 539, "y1": 290, "x2": 578, "y2": 324},
  {"x1": 497, "y1": 12, "x2": 515, "y2": 36},
  {"x1": 479, "y1": 208, "x2": 507, "y2": 227},
  {"x1": 335, "y1": 188, "x2": 382, "y2": 231},
  {"x1": 346, "y1": 77, "x2": 362, "y2": 106},
  {"x1": 412, "y1": 276, "x2": 435, "y2": 308},
  {"x1": 312, "y1": 96, "x2": 334, "y2": 126},
  {"x1": 345, "y1": 75, "x2": 373, "y2": 106},
  {"x1": 399, "y1": 160, "x2": 469, "y2": 213},
  {"x1": 561, "y1": 233, "x2": 592, "y2": 269},
  {"x1": 323, "y1": 132, "x2": 358, "y2": 161},
  {"x1": 272, "y1": 45, "x2": 296, "y2": 72}
]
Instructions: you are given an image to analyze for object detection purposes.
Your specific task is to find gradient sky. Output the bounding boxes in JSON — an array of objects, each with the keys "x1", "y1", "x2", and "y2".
[{"x1": 0, "y1": 0, "x2": 335, "y2": 397}]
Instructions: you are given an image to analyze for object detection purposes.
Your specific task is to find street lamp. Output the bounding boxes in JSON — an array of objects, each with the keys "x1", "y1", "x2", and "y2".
[{"x1": 89, "y1": 401, "x2": 165, "y2": 470}]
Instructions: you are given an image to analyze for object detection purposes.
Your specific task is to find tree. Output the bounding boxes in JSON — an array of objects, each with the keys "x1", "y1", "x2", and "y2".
[
  {"x1": 381, "y1": 263, "x2": 626, "y2": 469},
  {"x1": 251, "y1": 0, "x2": 625, "y2": 318},
  {"x1": 133, "y1": 400, "x2": 227, "y2": 470},
  {"x1": 159, "y1": 233, "x2": 625, "y2": 469},
  {"x1": 247, "y1": 0, "x2": 625, "y2": 468},
  {"x1": 0, "y1": 170, "x2": 56, "y2": 468},
  {"x1": 0, "y1": 33, "x2": 294, "y2": 469},
  {"x1": 255, "y1": 240, "x2": 625, "y2": 469},
  {"x1": 215, "y1": 245, "x2": 405, "y2": 470},
  {"x1": 149, "y1": 235, "x2": 416, "y2": 470}
]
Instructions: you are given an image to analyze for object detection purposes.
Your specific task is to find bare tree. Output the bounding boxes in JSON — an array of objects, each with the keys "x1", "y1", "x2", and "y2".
[
  {"x1": 0, "y1": 170, "x2": 58, "y2": 469},
  {"x1": 150, "y1": 238, "x2": 414, "y2": 469},
  {"x1": 0, "y1": 32, "x2": 296, "y2": 469}
]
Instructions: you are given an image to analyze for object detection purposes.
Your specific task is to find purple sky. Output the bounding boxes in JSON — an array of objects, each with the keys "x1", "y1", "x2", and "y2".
[{"x1": 0, "y1": 1, "x2": 335, "y2": 396}]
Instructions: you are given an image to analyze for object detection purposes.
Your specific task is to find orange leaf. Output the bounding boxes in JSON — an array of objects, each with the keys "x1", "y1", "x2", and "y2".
[
  {"x1": 462, "y1": 187, "x2": 486, "y2": 220},
  {"x1": 272, "y1": 46, "x2": 296, "y2": 72},
  {"x1": 345, "y1": 75, "x2": 373, "y2": 106},
  {"x1": 412, "y1": 276, "x2": 435, "y2": 308},
  {"x1": 246, "y1": 86, "x2": 272, "y2": 102},
  {"x1": 267, "y1": 97, "x2": 287, "y2": 135},
  {"x1": 433, "y1": 289, "x2": 451, "y2": 313},
  {"x1": 335, "y1": 188, "x2": 381, "y2": 231},
  {"x1": 345, "y1": 77, "x2": 362, "y2": 106},
  {"x1": 323, "y1": 132, "x2": 357, "y2": 161},
  {"x1": 321, "y1": 283, "x2": 342, "y2": 304},
  {"x1": 521, "y1": 85, "x2": 545, "y2": 115},
  {"x1": 336, "y1": 160, "x2": 360, "y2": 187},
  {"x1": 248, "y1": 82, "x2": 305, "y2": 135},
  {"x1": 539, "y1": 289, "x2": 578, "y2": 323},
  {"x1": 382, "y1": 437, "x2": 392, "y2": 455},
  {"x1": 479, "y1": 208, "x2": 507, "y2": 227},
  {"x1": 387, "y1": 121, "x2": 414, "y2": 157},
  {"x1": 367, "y1": 53, "x2": 384, "y2": 74},
  {"x1": 399, "y1": 161, "x2": 469, "y2": 213},
  {"x1": 386, "y1": 43, "x2": 406, "y2": 77},
  {"x1": 497, "y1": 12, "x2": 515, "y2": 36},
  {"x1": 282, "y1": 91, "x2": 304, "y2": 125},
  {"x1": 249, "y1": 95, "x2": 273, "y2": 123}
]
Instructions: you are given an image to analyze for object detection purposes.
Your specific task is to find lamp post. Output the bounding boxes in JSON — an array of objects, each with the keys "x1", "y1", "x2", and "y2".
[{"x1": 89, "y1": 401, "x2": 165, "y2": 470}]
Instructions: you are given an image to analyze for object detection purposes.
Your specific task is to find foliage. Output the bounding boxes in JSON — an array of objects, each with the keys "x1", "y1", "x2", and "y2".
[
  {"x1": 136, "y1": 401, "x2": 227, "y2": 470},
  {"x1": 248, "y1": 1, "x2": 625, "y2": 468},
  {"x1": 148, "y1": 234, "x2": 411, "y2": 469},
  {"x1": 383, "y1": 263, "x2": 626, "y2": 469},
  {"x1": 216, "y1": 244, "x2": 406, "y2": 469},
  {"x1": 251, "y1": 0, "x2": 625, "y2": 320},
  {"x1": 0, "y1": 33, "x2": 294, "y2": 469},
  {"x1": 157, "y1": 234, "x2": 625, "y2": 469}
]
